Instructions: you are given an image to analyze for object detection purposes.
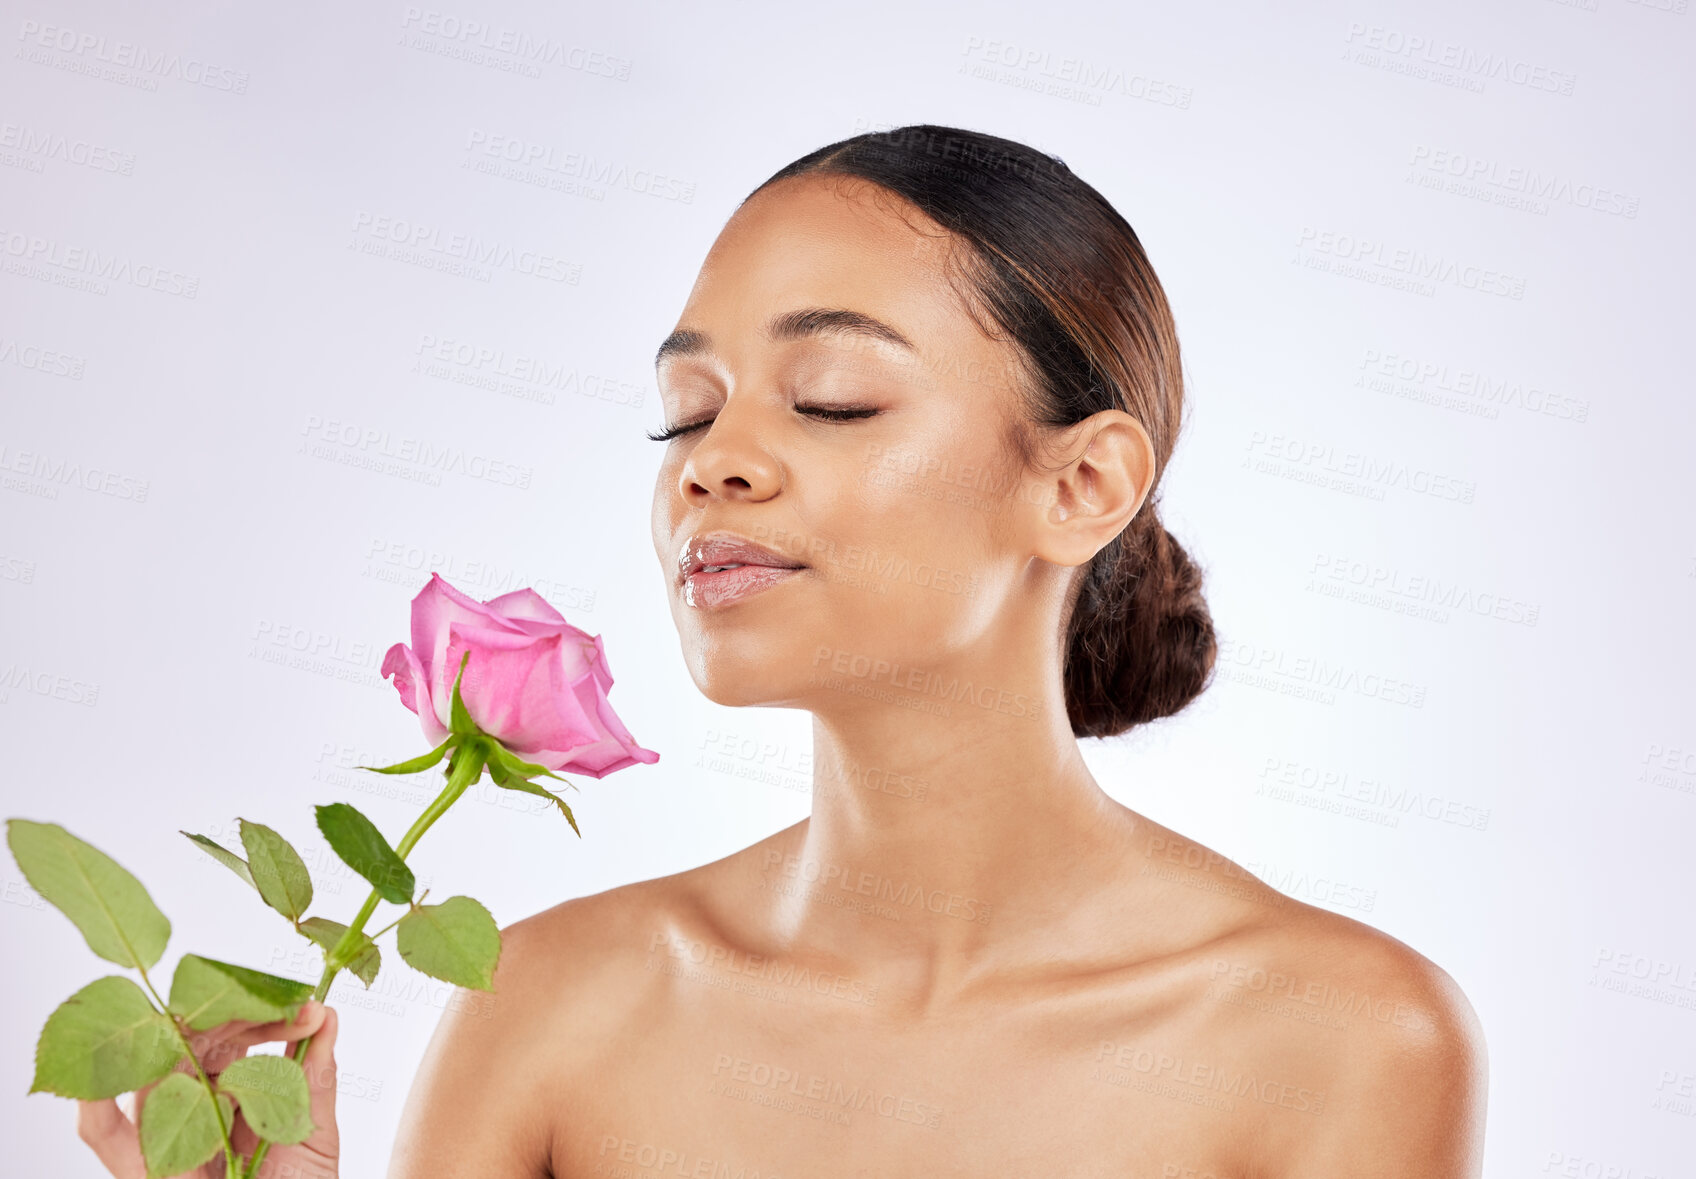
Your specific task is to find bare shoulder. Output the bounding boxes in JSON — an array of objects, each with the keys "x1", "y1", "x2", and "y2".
[
  {"x1": 498, "y1": 818, "x2": 800, "y2": 986},
  {"x1": 1230, "y1": 899, "x2": 1488, "y2": 1065},
  {"x1": 383, "y1": 884, "x2": 655, "y2": 1177},
  {"x1": 487, "y1": 836, "x2": 773, "y2": 1040},
  {"x1": 387, "y1": 830, "x2": 787, "y2": 1179},
  {"x1": 1255, "y1": 902, "x2": 1492, "y2": 1173},
  {"x1": 1117, "y1": 818, "x2": 1485, "y2": 1175},
  {"x1": 1196, "y1": 875, "x2": 1488, "y2": 1176}
]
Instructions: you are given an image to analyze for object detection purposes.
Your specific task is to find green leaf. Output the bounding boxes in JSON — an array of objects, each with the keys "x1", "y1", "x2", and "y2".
[
  {"x1": 167, "y1": 954, "x2": 314, "y2": 1031},
  {"x1": 484, "y1": 739, "x2": 576, "y2": 789},
  {"x1": 179, "y1": 831, "x2": 257, "y2": 891},
  {"x1": 397, "y1": 896, "x2": 501, "y2": 991},
  {"x1": 238, "y1": 820, "x2": 313, "y2": 922},
  {"x1": 29, "y1": 976, "x2": 184, "y2": 1100},
  {"x1": 487, "y1": 759, "x2": 580, "y2": 836},
  {"x1": 359, "y1": 735, "x2": 456, "y2": 776},
  {"x1": 314, "y1": 803, "x2": 414, "y2": 904},
  {"x1": 139, "y1": 1070, "x2": 233, "y2": 1179},
  {"x1": 217, "y1": 1054, "x2": 314, "y2": 1145},
  {"x1": 297, "y1": 917, "x2": 381, "y2": 987},
  {"x1": 448, "y1": 650, "x2": 480, "y2": 736},
  {"x1": 6, "y1": 819, "x2": 172, "y2": 969}
]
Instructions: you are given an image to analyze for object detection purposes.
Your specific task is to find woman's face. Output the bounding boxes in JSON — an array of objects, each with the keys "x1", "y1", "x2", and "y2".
[{"x1": 649, "y1": 173, "x2": 1058, "y2": 714}]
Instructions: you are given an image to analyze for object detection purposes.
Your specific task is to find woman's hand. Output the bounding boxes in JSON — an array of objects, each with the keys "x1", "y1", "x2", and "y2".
[{"x1": 73, "y1": 1001, "x2": 341, "y2": 1179}]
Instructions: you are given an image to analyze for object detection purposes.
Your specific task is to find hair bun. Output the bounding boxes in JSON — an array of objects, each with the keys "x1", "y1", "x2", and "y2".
[{"x1": 1064, "y1": 512, "x2": 1217, "y2": 738}]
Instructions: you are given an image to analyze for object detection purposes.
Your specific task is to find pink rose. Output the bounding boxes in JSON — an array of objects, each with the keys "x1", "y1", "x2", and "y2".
[{"x1": 380, "y1": 573, "x2": 659, "y2": 778}]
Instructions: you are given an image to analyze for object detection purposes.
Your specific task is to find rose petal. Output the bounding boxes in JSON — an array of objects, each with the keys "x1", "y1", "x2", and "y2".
[
  {"x1": 526, "y1": 733, "x2": 661, "y2": 778},
  {"x1": 522, "y1": 638, "x2": 607, "y2": 762},
  {"x1": 587, "y1": 633, "x2": 615, "y2": 694},
  {"x1": 411, "y1": 574, "x2": 528, "y2": 699},
  {"x1": 484, "y1": 587, "x2": 567, "y2": 625},
  {"x1": 446, "y1": 626, "x2": 572, "y2": 751},
  {"x1": 486, "y1": 613, "x2": 574, "y2": 641},
  {"x1": 380, "y1": 643, "x2": 420, "y2": 715},
  {"x1": 508, "y1": 650, "x2": 658, "y2": 777},
  {"x1": 437, "y1": 623, "x2": 531, "y2": 734},
  {"x1": 380, "y1": 642, "x2": 449, "y2": 746},
  {"x1": 566, "y1": 663, "x2": 660, "y2": 776}
]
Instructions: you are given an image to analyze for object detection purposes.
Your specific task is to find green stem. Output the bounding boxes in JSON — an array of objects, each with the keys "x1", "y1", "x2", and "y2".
[
  {"x1": 365, "y1": 909, "x2": 407, "y2": 943},
  {"x1": 241, "y1": 739, "x2": 486, "y2": 1179},
  {"x1": 134, "y1": 962, "x2": 239, "y2": 1177}
]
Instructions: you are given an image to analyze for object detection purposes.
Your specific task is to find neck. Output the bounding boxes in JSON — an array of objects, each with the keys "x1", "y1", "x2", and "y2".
[{"x1": 765, "y1": 651, "x2": 1143, "y2": 1003}]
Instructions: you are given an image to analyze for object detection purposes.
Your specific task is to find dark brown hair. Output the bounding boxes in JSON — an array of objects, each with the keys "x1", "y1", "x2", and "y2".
[{"x1": 748, "y1": 124, "x2": 1216, "y2": 738}]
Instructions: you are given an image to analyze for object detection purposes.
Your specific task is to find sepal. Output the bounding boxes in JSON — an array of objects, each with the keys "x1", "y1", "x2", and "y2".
[
  {"x1": 358, "y1": 734, "x2": 457, "y2": 776},
  {"x1": 486, "y1": 757, "x2": 580, "y2": 836},
  {"x1": 447, "y1": 650, "x2": 481, "y2": 737},
  {"x1": 483, "y1": 739, "x2": 575, "y2": 790}
]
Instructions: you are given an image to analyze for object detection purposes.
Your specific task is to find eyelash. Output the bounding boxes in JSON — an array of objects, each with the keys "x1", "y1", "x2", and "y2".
[{"x1": 645, "y1": 404, "x2": 880, "y2": 443}]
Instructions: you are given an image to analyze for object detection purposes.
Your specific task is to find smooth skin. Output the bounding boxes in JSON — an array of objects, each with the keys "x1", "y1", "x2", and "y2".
[{"x1": 330, "y1": 172, "x2": 1485, "y2": 1177}]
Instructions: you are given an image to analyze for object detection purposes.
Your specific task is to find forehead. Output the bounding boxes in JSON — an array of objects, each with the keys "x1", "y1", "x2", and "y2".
[{"x1": 672, "y1": 174, "x2": 977, "y2": 359}]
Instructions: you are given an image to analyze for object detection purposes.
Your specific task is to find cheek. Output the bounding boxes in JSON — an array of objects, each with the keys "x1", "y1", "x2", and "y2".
[
  {"x1": 813, "y1": 458, "x2": 1012, "y2": 638},
  {"x1": 844, "y1": 444, "x2": 1009, "y2": 555},
  {"x1": 650, "y1": 458, "x2": 682, "y2": 563}
]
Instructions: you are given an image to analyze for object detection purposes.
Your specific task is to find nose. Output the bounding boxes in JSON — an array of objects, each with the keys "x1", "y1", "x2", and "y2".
[{"x1": 676, "y1": 401, "x2": 783, "y2": 503}]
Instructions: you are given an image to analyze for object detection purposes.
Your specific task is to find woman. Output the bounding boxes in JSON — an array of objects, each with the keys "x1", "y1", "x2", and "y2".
[{"x1": 77, "y1": 124, "x2": 1487, "y2": 1178}]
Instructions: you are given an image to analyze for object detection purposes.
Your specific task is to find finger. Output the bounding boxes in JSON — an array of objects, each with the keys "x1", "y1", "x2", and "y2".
[
  {"x1": 189, "y1": 1007, "x2": 314, "y2": 1054},
  {"x1": 292, "y1": 1005, "x2": 341, "y2": 1156},
  {"x1": 178, "y1": 1018, "x2": 269, "y2": 1080},
  {"x1": 232, "y1": 1002, "x2": 328, "y2": 1050},
  {"x1": 76, "y1": 1098, "x2": 145, "y2": 1179},
  {"x1": 230, "y1": 1112, "x2": 259, "y2": 1159},
  {"x1": 197, "y1": 1004, "x2": 330, "y2": 1075}
]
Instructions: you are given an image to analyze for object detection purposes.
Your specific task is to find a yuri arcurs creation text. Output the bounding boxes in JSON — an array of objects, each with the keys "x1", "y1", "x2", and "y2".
[{"x1": 7, "y1": 573, "x2": 659, "y2": 1178}]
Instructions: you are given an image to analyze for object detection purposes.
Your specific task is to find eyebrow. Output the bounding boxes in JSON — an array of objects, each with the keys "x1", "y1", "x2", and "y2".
[{"x1": 654, "y1": 307, "x2": 917, "y2": 369}]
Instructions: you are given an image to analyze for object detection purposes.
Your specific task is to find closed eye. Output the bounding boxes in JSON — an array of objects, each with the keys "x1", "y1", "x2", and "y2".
[{"x1": 645, "y1": 404, "x2": 880, "y2": 443}]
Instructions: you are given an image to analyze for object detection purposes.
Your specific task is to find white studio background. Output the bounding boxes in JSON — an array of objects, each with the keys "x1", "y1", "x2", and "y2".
[{"x1": 2, "y1": 1, "x2": 1692, "y2": 1175}]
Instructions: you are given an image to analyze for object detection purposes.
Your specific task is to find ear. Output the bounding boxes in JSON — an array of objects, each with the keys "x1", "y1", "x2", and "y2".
[{"x1": 1026, "y1": 410, "x2": 1155, "y2": 568}]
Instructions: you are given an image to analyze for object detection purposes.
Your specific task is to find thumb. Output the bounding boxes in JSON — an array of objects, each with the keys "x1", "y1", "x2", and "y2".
[{"x1": 75, "y1": 1098, "x2": 145, "y2": 1178}]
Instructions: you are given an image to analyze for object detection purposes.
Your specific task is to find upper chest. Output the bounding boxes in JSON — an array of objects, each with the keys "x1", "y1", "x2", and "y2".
[{"x1": 541, "y1": 941, "x2": 1326, "y2": 1179}]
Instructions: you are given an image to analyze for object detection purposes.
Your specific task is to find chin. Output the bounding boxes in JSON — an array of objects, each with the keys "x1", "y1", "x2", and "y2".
[{"x1": 682, "y1": 639, "x2": 808, "y2": 710}]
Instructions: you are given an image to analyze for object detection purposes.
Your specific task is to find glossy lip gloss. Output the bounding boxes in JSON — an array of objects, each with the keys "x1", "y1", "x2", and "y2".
[{"x1": 682, "y1": 563, "x2": 806, "y2": 610}]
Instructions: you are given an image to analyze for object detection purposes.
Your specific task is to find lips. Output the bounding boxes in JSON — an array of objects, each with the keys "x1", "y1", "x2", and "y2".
[{"x1": 678, "y1": 532, "x2": 807, "y2": 585}]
